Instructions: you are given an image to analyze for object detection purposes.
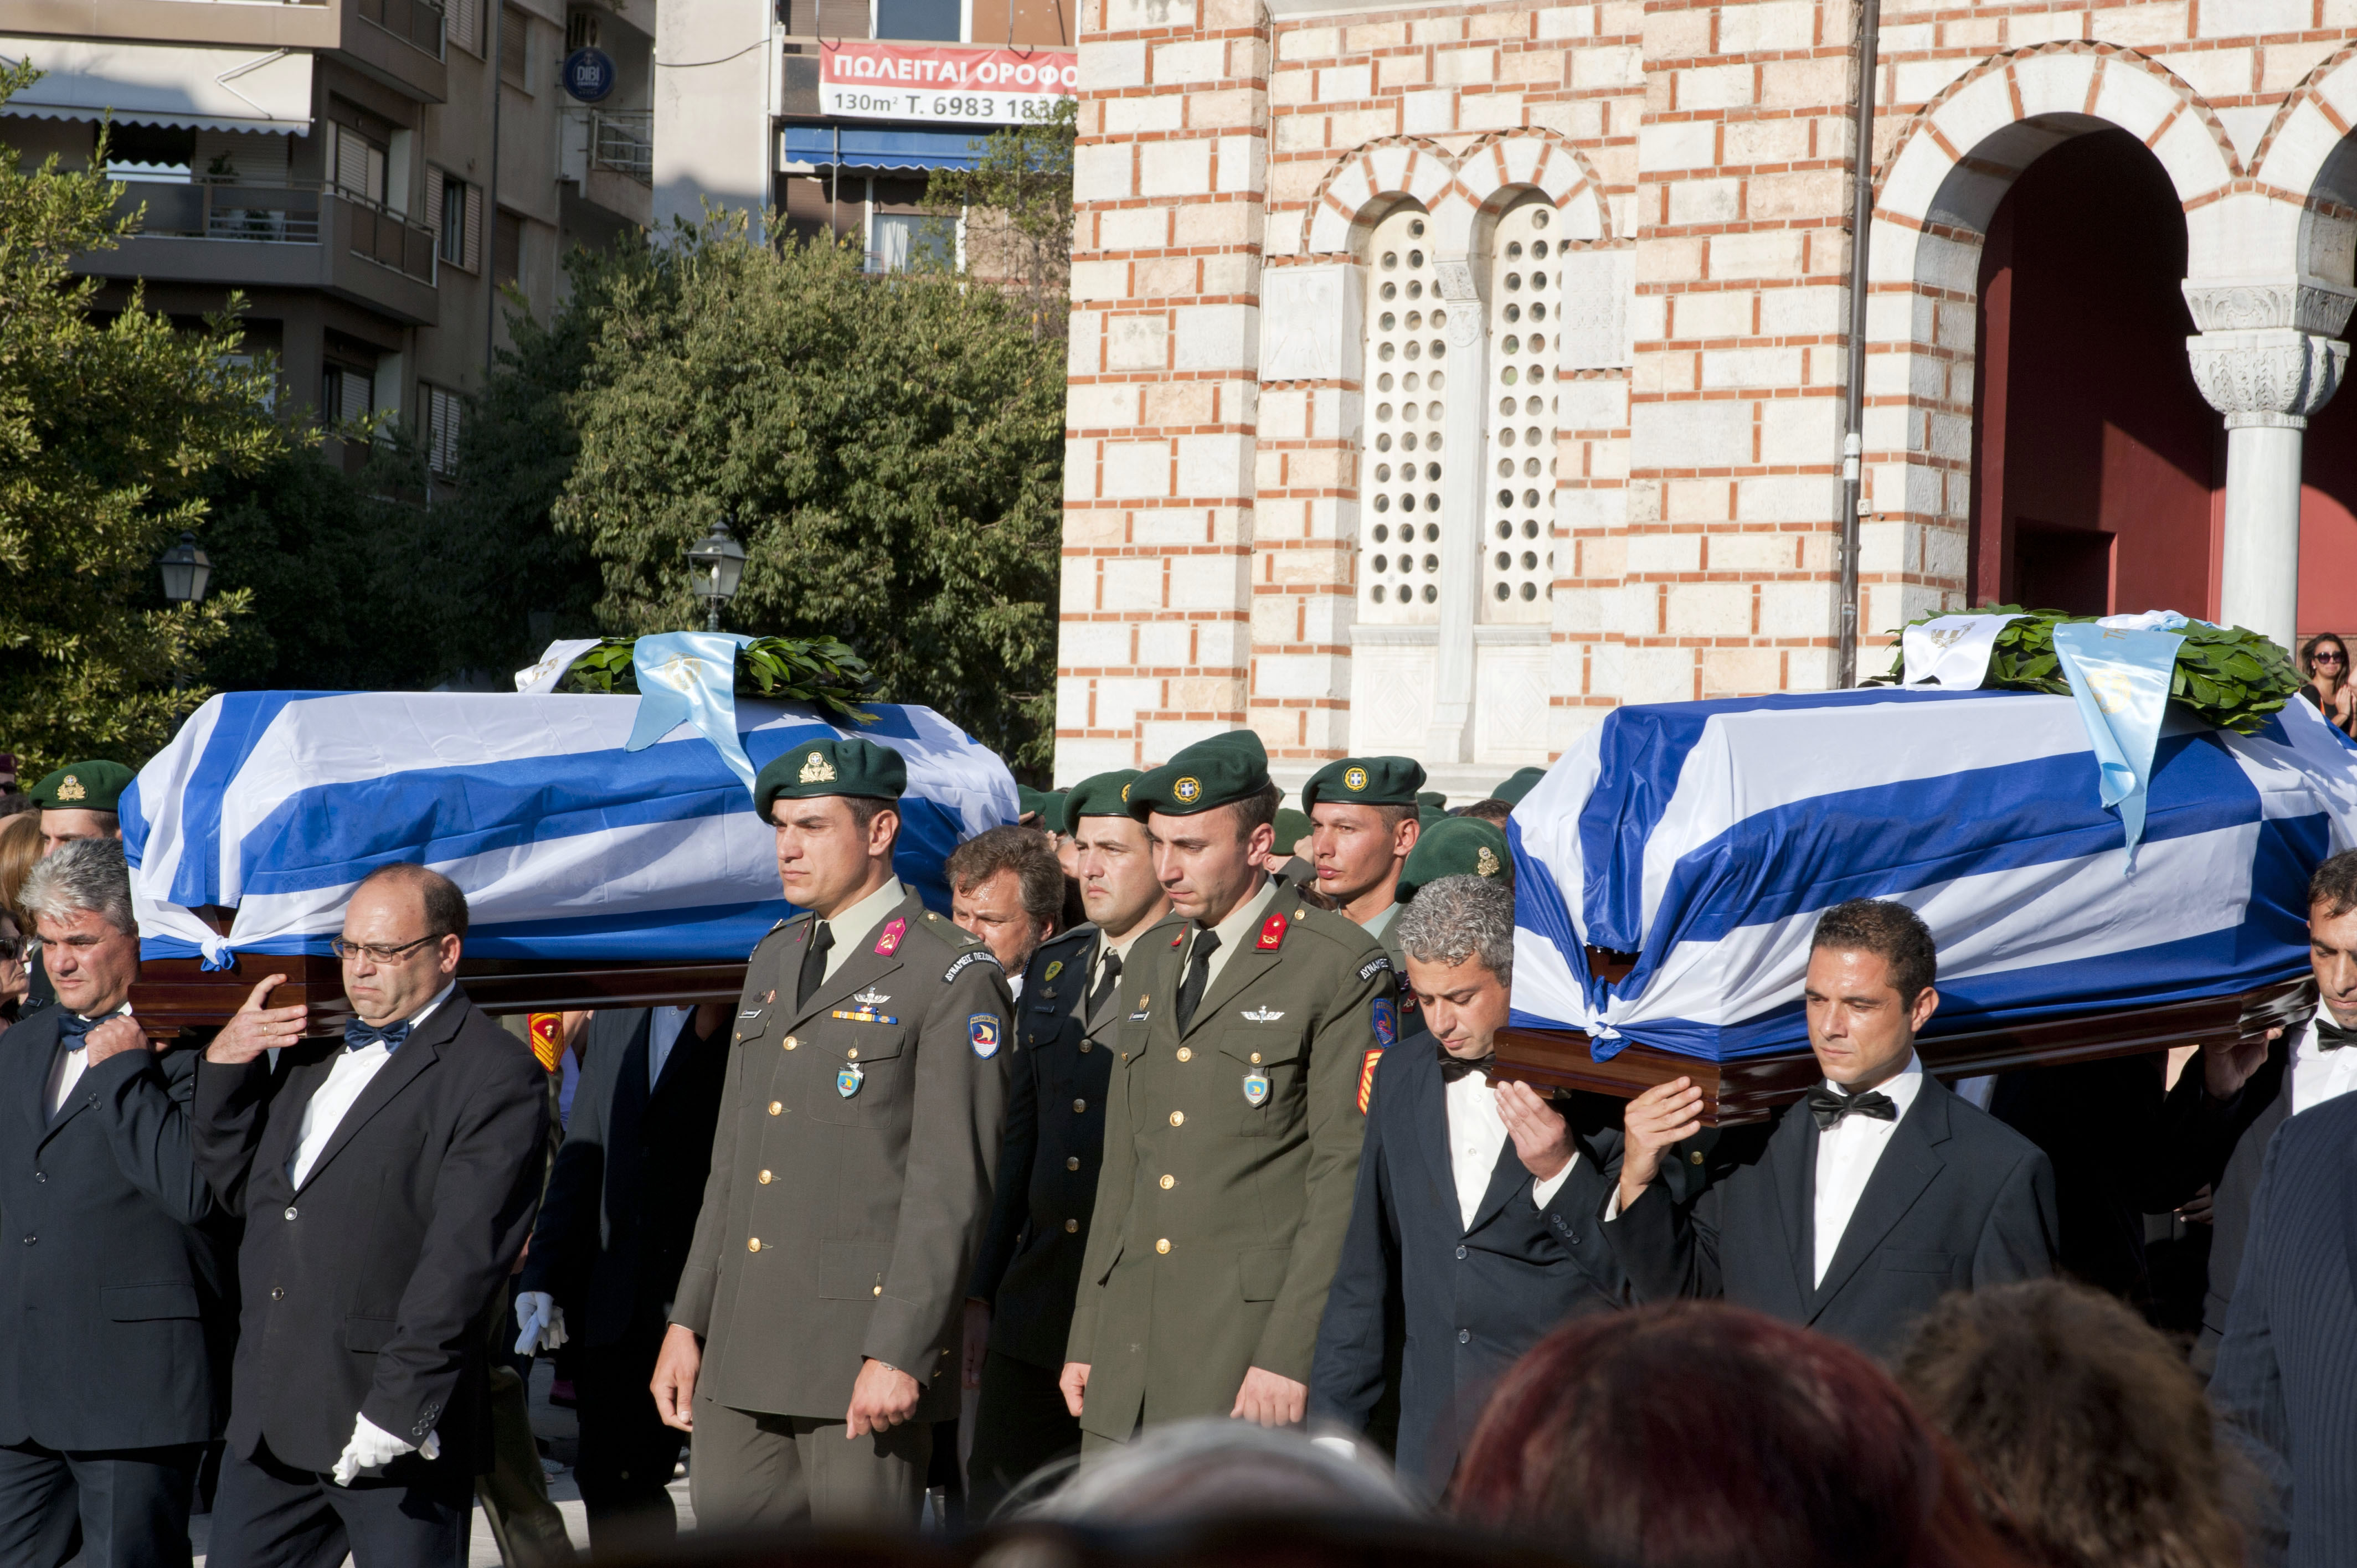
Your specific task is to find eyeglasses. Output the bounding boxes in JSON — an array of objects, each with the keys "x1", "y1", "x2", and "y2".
[
  {"x1": 2315, "y1": 650, "x2": 2346, "y2": 666},
  {"x1": 331, "y1": 934, "x2": 442, "y2": 964}
]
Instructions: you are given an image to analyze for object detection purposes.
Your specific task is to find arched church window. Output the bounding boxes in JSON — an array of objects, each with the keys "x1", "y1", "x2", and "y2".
[
  {"x1": 1483, "y1": 198, "x2": 1556, "y2": 622},
  {"x1": 1357, "y1": 207, "x2": 1445, "y2": 623}
]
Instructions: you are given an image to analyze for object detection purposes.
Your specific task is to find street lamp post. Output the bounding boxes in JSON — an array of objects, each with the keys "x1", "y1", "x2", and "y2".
[
  {"x1": 687, "y1": 518, "x2": 748, "y2": 633},
  {"x1": 158, "y1": 531, "x2": 213, "y2": 700}
]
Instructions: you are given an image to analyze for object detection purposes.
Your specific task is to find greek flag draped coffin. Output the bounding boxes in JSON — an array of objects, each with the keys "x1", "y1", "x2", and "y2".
[
  {"x1": 1508, "y1": 688, "x2": 2357, "y2": 1063},
  {"x1": 121, "y1": 692, "x2": 1018, "y2": 966}
]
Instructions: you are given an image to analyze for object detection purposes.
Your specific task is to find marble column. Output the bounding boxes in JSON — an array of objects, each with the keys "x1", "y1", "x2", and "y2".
[{"x1": 2184, "y1": 281, "x2": 2355, "y2": 650}]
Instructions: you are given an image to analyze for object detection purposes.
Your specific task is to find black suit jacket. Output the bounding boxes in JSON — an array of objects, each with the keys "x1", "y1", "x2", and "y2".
[
  {"x1": 2201, "y1": 1035, "x2": 2296, "y2": 1349},
  {"x1": 1607, "y1": 1074, "x2": 2058, "y2": 1359},
  {"x1": 192, "y1": 989, "x2": 548, "y2": 1473},
  {"x1": 969, "y1": 924, "x2": 1113, "y2": 1370},
  {"x1": 1310, "y1": 1035, "x2": 1627, "y2": 1496},
  {"x1": 0, "y1": 1014, "x2": 231, "y2": 1451},
  {"x1": 520, "y1": 1007, "x2": 729, "y2": 1345},
  {"x1": 2209, "y1": 1091, "x2": 2357, "y2": 1568}
]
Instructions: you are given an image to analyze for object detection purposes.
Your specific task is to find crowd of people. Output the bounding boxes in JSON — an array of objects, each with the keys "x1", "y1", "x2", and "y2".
[{"x1": 0, "y1": 732, "x2": 2349, "y2": 1568}]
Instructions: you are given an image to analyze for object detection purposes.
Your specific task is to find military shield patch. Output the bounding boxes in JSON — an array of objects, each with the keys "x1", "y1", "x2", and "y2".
[
  {"x1": 970, "y1": 1014, "x2": 1002, "y2": 1058},
  {"x1": 837, "y1": 1062, "x2": 864, "y2": 1098},
  {"x1": 1372, "y1": 997, "x2": 1397, "y2": 1049},
  {"x1": 1242, "y1": 1071, "x2": 1271, "y2": 1107}
]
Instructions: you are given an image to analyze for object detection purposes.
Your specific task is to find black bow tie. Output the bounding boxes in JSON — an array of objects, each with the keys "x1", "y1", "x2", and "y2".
[
  {"x1": 56, "y1": 1013, "x2": 99, "y2": 1051},
  {"x1": 1808, "y1": 1085, "x2": 1898, "y2": 1131},
  {"x1": 344, "y1": 1019, "x2": 412, "y2": 1055},
  {"x1": 2315, "y1": 1015, "x2": 2357, "y2": 1052},
  {"x1": 1439, "y1": 1050, "x2": 1494, "y2": 1082}
]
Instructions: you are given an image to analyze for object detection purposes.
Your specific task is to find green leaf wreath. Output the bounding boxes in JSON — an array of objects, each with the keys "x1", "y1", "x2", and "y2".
[{"x1": 555, "y1": 636, "x2": 878, "y2": 724}]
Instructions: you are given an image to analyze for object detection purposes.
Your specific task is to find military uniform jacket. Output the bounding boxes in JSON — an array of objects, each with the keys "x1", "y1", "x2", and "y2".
[
  {"x1": 1066, "y1": 888, "x2": 1400, "y2": 1440},
  {"x1": 672, "y1": 889, "x2": 1012, "y2": 1423},
  {"x1": 969, "y1": 924, "x2": 1113, "y2": 1370}
]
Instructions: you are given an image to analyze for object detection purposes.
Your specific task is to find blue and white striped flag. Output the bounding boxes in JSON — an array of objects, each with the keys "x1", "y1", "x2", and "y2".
[
  {"x1": 122, "y1": 691, "x2": 1018, "y2": 967},
  {"x1": 1509, "y1": 688, "x2": 2357, "y2": 1061}
]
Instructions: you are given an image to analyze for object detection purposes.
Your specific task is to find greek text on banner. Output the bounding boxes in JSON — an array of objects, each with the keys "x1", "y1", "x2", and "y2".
[{"x1": 817, "y1": 41, "x2": 1077, "y2": 127}]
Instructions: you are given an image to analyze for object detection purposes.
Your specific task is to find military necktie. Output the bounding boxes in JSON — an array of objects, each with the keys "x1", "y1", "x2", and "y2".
[
  {"x1": 797, "y1": 920, "x2": 835, "y2": 1009},
  {"x1": 1807, "y1": 1084, "x2": 1898, "y2": 1131},
  {"x1": 1175, "y1": 930, "x2": 1220, "y2": 1033},
  {"x1": 2314, "y1": 1014, "x2": 2356, "y2": 1051},
  {"x1": 1086, "y1": 949, "x2": 1124, "y2": 1033}
]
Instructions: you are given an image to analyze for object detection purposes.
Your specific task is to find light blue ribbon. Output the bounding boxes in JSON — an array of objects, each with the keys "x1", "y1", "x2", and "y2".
[
  {"x1": 623, "y1": 632, "x2": 758, "y2": 798},
  {"x1": 2050, "y1": 617, "x2": 2188, "y2": 864}
]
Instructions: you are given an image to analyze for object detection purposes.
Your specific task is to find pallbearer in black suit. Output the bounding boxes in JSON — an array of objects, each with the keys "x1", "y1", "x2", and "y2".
[
  {"x1": 193, "y1": 865, "x2": 550, "y2": 1568},
  {"x1": 1608, "y1": 899, "x2": 2058, "y2": 1359},
  {"x1": 1309, "y1": 874, "x2": 1625, "y2": 1500},
  {"x1": 513, "y1": 1002, "x2": 731, "y2": 1554},
  {"x1": 2209, "y1": 1090, "x2": 2357, "y2": 1567},
  {"x1": 965, "y1": 771, "x2": 1169, "y2": 1514},
  {"x1": 0, "y1": 840, "x2": 228, "y2": 1568}
]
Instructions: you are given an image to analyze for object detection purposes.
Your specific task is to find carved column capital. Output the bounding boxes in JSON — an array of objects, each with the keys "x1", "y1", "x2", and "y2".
[
  {"x1": 2185, "y1": 328, "x2": 2350, "y2": 430},
  {"x1": 2181, "y1": 278, "x2": 2357, "y2": 337}
]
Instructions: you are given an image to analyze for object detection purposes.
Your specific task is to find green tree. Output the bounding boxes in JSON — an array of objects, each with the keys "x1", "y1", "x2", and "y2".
[
  {"x1": 0, "y1": 60, "x2": 284, "y2": 773},
  {"x1": 923, "y1": 100, "x2": 1075, "y2": 339},
  {"x1": 552, "y1": 215, "x2": 1064, "y2": 770}
]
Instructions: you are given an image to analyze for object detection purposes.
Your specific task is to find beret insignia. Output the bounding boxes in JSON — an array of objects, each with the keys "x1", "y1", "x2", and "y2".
[
  {"x1": 1344, "y1": 766, "x2": 1368, "y2": 792},
  {"x1": 1174, "y1": 776, "x2": 1202, "y2": 804},
  {"x1": 1477, "y1": 845, "x2": 1501, "y2": 876},
  {"x1": 58, "y1": 774, "x2": 85, "y2": 802},
  {"x1": 800, "y1": 750, "x2": 837, "y2": 784}
]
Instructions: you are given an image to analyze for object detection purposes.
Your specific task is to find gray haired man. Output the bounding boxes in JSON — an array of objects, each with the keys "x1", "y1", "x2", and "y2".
[
  {"x1": 1308, "y1": 873, "x2": 1627, "y2": 1499},
  {"x1": 0, "y1": 839, "x2": 229, "y2": 1567}
]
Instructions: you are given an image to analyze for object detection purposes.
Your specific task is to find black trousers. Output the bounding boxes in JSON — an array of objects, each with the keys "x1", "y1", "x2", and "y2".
[
  {"x1": 205, "y1": 1439, "x2": 473, "y2": 1568},
  {"x1": 966, "y1": 1352, "x2": 1080, "y2": 1521},
  {"x1": 0, "y1": 1440, "x2": 202, "y2": 1568},
  {"x1": 572, "y1": 1329, "x2": 685, "y2": 1555}
]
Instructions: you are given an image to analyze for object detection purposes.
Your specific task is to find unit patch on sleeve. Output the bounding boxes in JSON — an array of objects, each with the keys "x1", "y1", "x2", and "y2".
[
  {"x1": 1371, "y1": 997, "x2": 1397, "y2": 1049},
  {"x1": 970, "y1": 1014, "x2": 1003, "y2": 1058},
  {"x1": 944, "y1": 950, "x2": 1002, "y2": 984},
  {"x1": 1357, "y1": 956, "x2": 1393, "y2": 982}
]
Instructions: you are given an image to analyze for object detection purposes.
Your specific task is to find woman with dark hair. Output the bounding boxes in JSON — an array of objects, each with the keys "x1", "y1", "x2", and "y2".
[
  {"x1": 2297, "y1": 633, "x2": 2356, "y2": 735},
  {"x1": 1895, "y1": 1280, "x2": 2242, "y2": 1568},
  {"x1": 1450, "y1": 1302, "x2": 2026, "y2": 1568}
]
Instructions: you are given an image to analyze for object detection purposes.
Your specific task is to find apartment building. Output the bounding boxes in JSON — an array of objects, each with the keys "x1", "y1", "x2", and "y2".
[
  {"x1": 656, "y1": 0, "x2": 1072, "y2": 265},
  {"x1": 0, "y1": 0, "x2": 657, "y2": 472}
]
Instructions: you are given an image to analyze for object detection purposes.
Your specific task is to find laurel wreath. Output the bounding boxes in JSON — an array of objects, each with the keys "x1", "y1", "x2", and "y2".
[{"x1": 555, "y1": 636, "x2": 878, "y2": 724}]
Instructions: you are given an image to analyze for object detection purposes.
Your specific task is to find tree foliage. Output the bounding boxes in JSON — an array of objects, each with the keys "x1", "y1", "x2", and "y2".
[
  {"x1": 923, "y1": 100, "x2": 1075, "y2": 339},
  {"x1": 0, "y1": 60, "x2": 284, "y2": 773},
  {"x1": 550, "y1": 215, "x2": 1064, "y2": 768}
]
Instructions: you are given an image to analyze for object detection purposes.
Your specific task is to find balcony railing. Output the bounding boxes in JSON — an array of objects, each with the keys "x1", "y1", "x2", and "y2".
[
  {"x1": 356, "y1": 0, "x2": 445, "y2": 58},
  {"x1": 114, "y1": 178, "x2": 439, "y2": 287},
  {"x1": 589, "y1": 110, "x2": 653, "y2": 183}
]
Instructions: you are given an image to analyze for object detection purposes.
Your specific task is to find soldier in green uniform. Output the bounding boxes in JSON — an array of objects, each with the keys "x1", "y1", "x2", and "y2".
[
  {"x1": 22, "y1": 760, "x2": 135, "y2": 1010},
  {"x1": 1301, "y1": 756, "x2": 1425, "y2": 972},
  {"x1": 651, "y1": 737, "x2": 1012, "y2": 1529},
  {"x1": 1060, "y1": 732, "x2": 1401, "y2": 1447}
]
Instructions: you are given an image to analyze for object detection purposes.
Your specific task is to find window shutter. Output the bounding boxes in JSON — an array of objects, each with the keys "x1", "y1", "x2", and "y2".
[
  {"x1": 425, "y1": 166, "x2": 445, "y2": 240},
  {"x1": 449, "y1": 0, "x2": 483, "y2": 55},
  {"x1": 464, "y1": 185, "x2": 482, "y2": 272},
  {"x1": 500, "y1": 7, "x2": 529, "y2": 87}
]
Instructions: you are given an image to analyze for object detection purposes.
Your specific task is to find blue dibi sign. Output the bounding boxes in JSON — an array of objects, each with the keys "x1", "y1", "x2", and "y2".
[{"x1": 562, "y1": 46, "x2": 617, "y2": 102}]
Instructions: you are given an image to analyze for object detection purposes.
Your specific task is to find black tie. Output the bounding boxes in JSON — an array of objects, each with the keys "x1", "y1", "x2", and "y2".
[
  {"x1": 1086, "y1": 950, "x2": 1123, "y2": 1031},
  {"x1": 2315, "y1": 1015, "x2": 2356, "y2": 1052},
  {"x1": 344, "y1": 1019, "x2": 413, "y2": 1054},
  {"x1": 1439, "y1": 1050, "x2": 1494, "y2": 1084},
  {"x1": 797, "y1": 921, "x2": 834, "y2": 1009},
  {"x1": 1175, "y1": 930, "x2": 1220, "y2": 1033},
  {"x1": 56, "y1": 1013, "x2": 97, "y2": 1051},
  {"x1": 1808, "y1": 1085, "x2": 1898, "y2": 1131}
]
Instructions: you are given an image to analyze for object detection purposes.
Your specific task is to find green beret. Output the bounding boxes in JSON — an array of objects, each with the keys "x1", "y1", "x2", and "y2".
[
  {"x1": 1491, "y1": 766, "x2": 1547, "y2": 807},
  {"x1": 753, "y1": 736, "x2": 906, "y2": 818},
  {"x1": 29, "y1": 760, "x2": 134, "y2": 813},
  {"x1": 1417, "y1": 790, "x2": 1449, "y2": 829},
  {"x1": 1301, "y1": 756, "x2": 1426, "y2": 812},
  {"x1": 1129, "y1": 731, "x2": 1271, "y2": 819},
  {"x1": 1062, "y1": 770, "x2": 1141, "y2": 833},
  {"x1": 1017, "y1": 785, "x2": 1048, "y2": 821},
  {"x1": 1036, "y1": 791, "x2": 1068, "y2": 833},
  {"x1": 1398, "y1": 816, "x2": 1511, "y2": 902},
  {"x1": 1272, "y1": 808, "x2": 1313, "y2": 857}
]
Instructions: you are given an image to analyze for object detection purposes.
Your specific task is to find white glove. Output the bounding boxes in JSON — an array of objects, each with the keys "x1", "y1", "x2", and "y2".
[
  {"x1": 331, "y1": 1412, "x2": 441, "y2": 1487},
  {"x1": 513, "y1": 1291, "x2": 569, "y2": 1355}
]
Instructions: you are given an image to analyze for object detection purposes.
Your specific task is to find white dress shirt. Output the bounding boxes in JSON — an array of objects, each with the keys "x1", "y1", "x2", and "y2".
[
  {"x1": 1811, "y1": 1055, "x2": 1924, "y2": 1287},
  {"x1": 47, "y1": 1003, "x2": 132, "y2": 1119},
  {"x1": 1443, "y1": 1059, "x2": 1574, "y2": 1232},
  {"x1": 287, "y1": 983, "x2": 454, "y2": 1190},
  {"x1": 2288, "y1": 1014, "x2": 2357, "y2": 1115},
  {"x1": 646, "y1": 1004, "x2": 694, "y2": 1090}
]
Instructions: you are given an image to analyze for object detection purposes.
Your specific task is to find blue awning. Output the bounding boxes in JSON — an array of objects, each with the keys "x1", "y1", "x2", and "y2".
[{"x1": 779, "y1": 125, "x2": 990, "y2": 172}]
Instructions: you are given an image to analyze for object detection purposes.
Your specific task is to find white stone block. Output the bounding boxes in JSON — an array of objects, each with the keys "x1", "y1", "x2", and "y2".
[
  {"x1": 1736, "y1": 473, "x2": 1837, "y2": 523},
  {"x1": 1758, "y1": 285, "x2": 1845, "y2": 336},
  {"x1": 1259, "y1": 264, "x2": 1363, "y2": 383},
  {"x1": 1107, "y1": 314, "x2": 1169, "y2": 371},
  {"x1": 1153, "y1": 38, "x2": 1224, "y2": 82},
  {"x1": 1174, "y1": 304, "x2": 1258, "y2": 370},
  {"x1": 1177, "y1": 434, "x2": 1253, "y2": 497},
  {"x1": 1081, "y1": 38, "x2": 1148, "y2": 91},
  {"x1": 2011, "y1": 51, "x2": 2097, "y2": 119},
  {"x1": 1678, "y1": 62, "x2": 1754, "y2": 109},
  {"x1": 2216, "y1": 106, "x2": 2274, "y2": 169},
  {"x1": 1668, "y1": 178, "x2": 1742, "y2": 225},
  {"x1": 1139, "y1": 139, "x2": 1214, "y2": 197},
  {"x1": 2154, "y1": 47, "x2": 2253, "y2": 103},
  {"x1": 1103, "y1": 0, "x2": 1195, "y2": 30},
  {"x1": 1702, "y1": 345, "x2": 1804, "y2": 389},
  {"x1": 1621, "y1": 646, "x2": 1697, "y2": 705},
  {"x1": 1102, "y1": 441, "x2": 1174, "y2": 499},
  {"x1": 1214, "y1": 133, "x2": 1267, "y2": 193},
  {"x1": 1757, "y1": 580, "x2": 1831, "y2": 638},
  {"x1": 1625, "y1": 533, "x2": 1703, "y2": 572},
  {"x1": 1892, "y1": 56, "x2": 1963, "y2": 106},
  {"x1": 2199, "y1": 0, "x2": 2309, "y2": 34},
  {"x1": 2004, "y1": 8, "x2": 2085, "y2": 42},
  {"x1": 1069, "y1": 258, "x2": 1130, "y2": 302},
  {"x1": 2148, "y1": 106, "x2": 2234, "y2": 203},
  {"x1": 1558, "y1": 379, "x2": 1630, "y2": 429},
  {"x1": 1402, "y1": 89, "x2": 1456, "y2": 133},
  {"x1": 1631, "y1": 399, "x2": 1752, "y2": 469},
  {"x1": 1717, "y1": 1, "x2": 1816, "y2": 54},
  {"x1": 1068, "y1": 383, "x2": 1141, "y2": 428},
  {"x1": 1434, "y1": 45, "x2": 1498, "y2": 84},
  {"x1": 1557, "y1": 250, "x2": 1635, "y2": 372},
  {"x1": 1758, "y1": 397, "x2": 1841, "y2": 465},
  {"x1": 1072, "y1": 143, "x2": 1134, "y2": 203},
  {"x1": 1319, "y1": 63, "x2": 1372, "y2": 100},
  {"x1": 1638, "y1": 120, "x2": 1717, "y2": 171},
  {"x1": 1052, "y1": 737, "x2": 1141, "y2": 785}
]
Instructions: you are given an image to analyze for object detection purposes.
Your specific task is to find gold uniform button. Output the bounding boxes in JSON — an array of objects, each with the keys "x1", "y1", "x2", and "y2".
[
  {"x1": 748, "y1": 1238, "x2": 762, "y2": 1252},
  {"x1": 1690, "y1": 1150, "x2": 1705, "y2": 1165},
  {"x1": 784, "y1": 1036, "x2": 797, "y2": 1051},
  {"x1": 1176, "y1": 1047, "x2": 1192, "y2": 1062},
  {"x1": 1155, "y1": 1239, "x2": 1171, "y2": 1255},
  {"x1": 1073, "y1": 1098, "x2": 1087, "y2": 1113},
  {"x1": 847, "y1": 1048, "x2": 859, "y2": 1061},
  {"x1": 1064, "y1": 1218, "x2": 1079, "y2": 1234},
  {"x1": 768, "y1": 1101, "x2": 783, "y2": 1116},
  {"x1": 1159, "y1": 1174, "x2": 1175, "y2": 1190},
  {"x1": 1169, "y1": 1111, "x2": 1185, "y2": 1127},
  {"x1": 758, "y1": 1169, "x2": 774, "y2": 1184},
  {"x1": 872, "y1": 1285, "x2": 883, "y2": 1297},
  {"x1": 1065, "y1": 1156, "x2": 1080, "y2": 1171},
  {"x1": 1249, "y1": 1052, "x2": 1262, "y2": 1065},
  {"x1": 1079, "y1": 1041, "x2": 1093, "y2": 1053}
]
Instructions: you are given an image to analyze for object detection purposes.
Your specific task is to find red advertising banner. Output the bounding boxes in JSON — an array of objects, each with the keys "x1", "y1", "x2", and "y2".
[{"x1": 818, "y1": 41, "x2": 1077, "y2": 126}]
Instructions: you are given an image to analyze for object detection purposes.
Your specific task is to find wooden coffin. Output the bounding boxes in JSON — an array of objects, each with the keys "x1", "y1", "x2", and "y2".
[{"x1": 1493, "y1": 973, "x2": 2315, "y2": 1125}]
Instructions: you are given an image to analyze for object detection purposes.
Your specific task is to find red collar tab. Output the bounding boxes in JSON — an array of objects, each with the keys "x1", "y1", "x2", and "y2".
[
  {"x1": 874, "y1": 918, "x2": 906, "y2": 956},
  {"x1": 1257, "y1": 912, "x2": 1288, "y2": 950},
  {"x1": 1170, "y1": 929, "x2": 1185, "y2": 948}
]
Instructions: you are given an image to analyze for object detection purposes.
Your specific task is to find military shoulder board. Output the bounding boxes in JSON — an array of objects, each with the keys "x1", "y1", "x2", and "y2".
[{"x1": 944, "y1": 949, "x2": 1003, "y2": 983}]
